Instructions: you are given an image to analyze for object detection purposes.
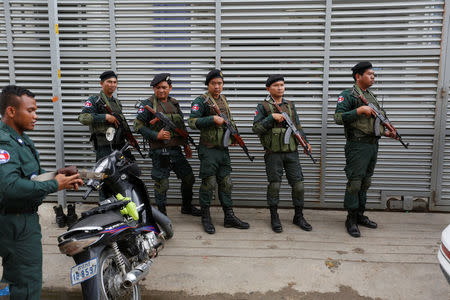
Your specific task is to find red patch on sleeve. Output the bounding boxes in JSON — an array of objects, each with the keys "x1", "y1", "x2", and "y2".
[
  {"x1": 254, "y1": 110, "x2": 259, "y2": 116},
  {"x1": 337, "y1": 96, "x2": 344, "y2": 103},
  {"x1": 192, "y1": 104, "x2": 199, "y2": 111},
  {"x1": 84, "y1": 100, "x2": 92, "y2": 107},
  {"x1": 0, "y1": 150, "x2": 10, "y2": 164}
]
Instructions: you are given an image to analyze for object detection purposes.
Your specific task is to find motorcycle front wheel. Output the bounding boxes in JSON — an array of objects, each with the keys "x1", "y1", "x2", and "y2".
[{"x1": 98, "y1": 248, "x2": 141, "y2": 300}]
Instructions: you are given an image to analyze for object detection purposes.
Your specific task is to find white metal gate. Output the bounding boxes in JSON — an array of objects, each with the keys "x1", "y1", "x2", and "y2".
[{"x1": 1, "y1": 0, "x2": 449, "y2": 211}]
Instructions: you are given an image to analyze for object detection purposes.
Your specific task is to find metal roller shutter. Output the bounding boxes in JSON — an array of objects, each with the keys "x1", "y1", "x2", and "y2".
[
  {"x1": 112, "y1": 1, "x2": 217, "y2": 204},
  {"x1": 220, "y1": 0, "x2": 326, "y2": 206},
  {"x1": 0, "y1": 1, "x2": 10, "y2": 87},
  {"x1": 434, "y1": 1, "x2": 450, "y2": 209},
  {"x1": 5, "y1": 0, "x2": 58, "y2": 200},
  {"x1": 325, "y1": 1, "x2": 444, "y2": 209},
  {"x1": 1, "y1": 0, "x2": 449, "y2": 211},
  {"x1": 57, "y1": 0, "x2": 113, "y2": 201}
]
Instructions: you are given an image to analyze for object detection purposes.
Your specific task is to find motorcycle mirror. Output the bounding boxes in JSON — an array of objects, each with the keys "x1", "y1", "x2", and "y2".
[{"x1": 105, "y1": 127, "x2": 116, "y2": 142}]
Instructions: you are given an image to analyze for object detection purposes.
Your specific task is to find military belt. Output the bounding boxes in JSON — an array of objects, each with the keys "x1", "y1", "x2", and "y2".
[
  {"x1": 0, "y1": 206, "x2": 38, "y2": 215},
  {"x1": 348, "y1": 136, "x2": 380, "y2": 144}
]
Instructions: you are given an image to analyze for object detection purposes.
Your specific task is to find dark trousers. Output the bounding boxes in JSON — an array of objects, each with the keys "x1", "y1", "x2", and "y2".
[
  {"x1": 344, "y1": 140, "x2": 378, "y2": 209},
  {"x1": 0, "y1": 213, "x2": 42, "y2": 300},
  {"x1": 264, "y1": 151, "x2": 304, "y2": 206},
  {"x1": 149, "y1": 147, "x2": 194, "y2": 206},
  {"x1": 198, "y1": 145, "x2": 232, "y2": 207}
]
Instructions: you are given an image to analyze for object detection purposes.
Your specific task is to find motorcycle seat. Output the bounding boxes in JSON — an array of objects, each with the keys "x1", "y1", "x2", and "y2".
[{"x1": 70, "y1": 210, "x2": 124, "y2": 230}]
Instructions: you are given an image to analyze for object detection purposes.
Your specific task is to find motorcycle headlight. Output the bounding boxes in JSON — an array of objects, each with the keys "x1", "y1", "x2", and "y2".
[{"x1": 94, "y1": 157, "x2": 109, "y2": 173}]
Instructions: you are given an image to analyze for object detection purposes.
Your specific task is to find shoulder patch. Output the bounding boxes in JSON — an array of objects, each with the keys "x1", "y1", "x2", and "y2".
[
  {"x1": 0, "y1": 149, "x2": 10, "y2": 164},
  {"x1": 84, "y1": 100, "x2": 92, "y2": 107},
  {"x1": 137, "y1": 105, "x2": 144, "y2": 114},
  {"x1": 254, "y1": 110, "x2": 259, "y2": 116},
  {"x1": 192, "y1": 104, "x2": 200, "y2": 111},
  {"x1": 337, "y1": 96, "x2": 344, "y2": 103}
]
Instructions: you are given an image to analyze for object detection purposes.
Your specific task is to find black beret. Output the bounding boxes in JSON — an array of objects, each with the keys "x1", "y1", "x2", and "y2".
[
  {"x1": 205, "y1": 69, "x2": 224, "y2": 85},
  {"x1": 99, "y1": 70, "x2": 117, "y2": 81},
  {"x1": 151, "y1": 73, "x2": 172, "y2": 87},
  {"x1": 266, "y1": 74, "x2": 284, "y2": 87},
  {"x1": 351, "y1": 61, "x2": 373, "y2": 78}
]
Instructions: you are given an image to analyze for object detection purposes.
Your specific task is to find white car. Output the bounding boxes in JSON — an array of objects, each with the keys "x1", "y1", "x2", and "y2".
[{"x1": 438, "y1": 224, "x2": 450, "y2": 284}]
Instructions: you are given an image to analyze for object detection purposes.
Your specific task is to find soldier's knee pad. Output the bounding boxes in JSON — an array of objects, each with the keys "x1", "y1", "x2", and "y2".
[
  {"x1": 154, "y1": 178, "x2": 169, "y2": 194},
  {"x1": 219, "y1": 175, "x2": 233, "y2": 193},
  {"x1": 181, "y1": 173, "x2": 195, "y2": 186},
  {"x1": 292, "y1": 181, "x2": 304, "y2": 197},
  {"x1": 361, "y1": 178, "x2": 372, "y2": 192},
  {"x1": 201, "y1": 176, "x2": 217, "y2": 192},
  {"x1": 347, "y1": 180, "x2": 362, "y2": 194},
  {"x1": 267, "y1": 182, "x2": 281, "y2": 198}
]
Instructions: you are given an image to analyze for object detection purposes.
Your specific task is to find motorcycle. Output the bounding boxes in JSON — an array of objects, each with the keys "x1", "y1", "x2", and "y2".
[{"x1": 57, "y1": 128, "x2": 172, "y2": 299}]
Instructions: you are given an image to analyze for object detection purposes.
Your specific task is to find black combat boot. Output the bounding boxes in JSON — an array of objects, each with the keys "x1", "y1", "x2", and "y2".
[
  {"x1": 269, "y1": 206, "x2": 283, "y2": 233},
  {"x1": 345, "y1": 209, "x2": 361, "y2": 237},
  {"x1": 357, "y1": 209, "x2": 377, "y2": 229},
  {"x1": 157, "y1": 203, "x2": 167, "y2": 216},
  {"x1": 201, "y1": 206, "x2": 215, "y2": 234},
  {"x1": 181, "y1": 190, "x2": 202, "y2": 217},
  {"x1": 293, "y1": 206, "x2": 312, "y2": 231},
  {"x1": 66, "y1": 203, "x2": 78, "y2": 227},
  {"x1": 223, "y1": 207, "x2": 250, "y2": 229},
  {"x1": 53, "y1": 205, "x2": 66, "y2": 228}
]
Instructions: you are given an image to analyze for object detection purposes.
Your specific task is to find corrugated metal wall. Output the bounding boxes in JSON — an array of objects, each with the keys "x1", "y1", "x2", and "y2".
[{"x1": 1, "y1": 0, "x2": 449, "y2": 211}]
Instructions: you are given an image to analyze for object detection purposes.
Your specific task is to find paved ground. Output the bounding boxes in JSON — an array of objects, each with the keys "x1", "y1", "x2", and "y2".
[{"x1": 1, "y1": 204, "x2": 449, "y2": 299}]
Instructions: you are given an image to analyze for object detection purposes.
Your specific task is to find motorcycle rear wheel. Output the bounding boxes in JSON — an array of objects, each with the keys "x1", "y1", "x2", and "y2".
[{"x1": 99, "y1": 248, "x2": 141, "y2": 300}]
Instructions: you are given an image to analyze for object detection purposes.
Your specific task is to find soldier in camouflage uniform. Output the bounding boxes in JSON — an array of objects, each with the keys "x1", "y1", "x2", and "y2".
[
  {"x1": 334, "y1": 61, "x2": 397, "y2": 237},
  {"x1": 133, "y1": 73, "x2": 200, "y2": 217},
  {"x1": 78, "y1": 70, "x2": 134, "y2": 162},
  {"x1": 188, "y1": 69, "x2": 249, "y2": 234},
  {"x1": 252, "y1": 75, "x2": 312, "y2": 233}
]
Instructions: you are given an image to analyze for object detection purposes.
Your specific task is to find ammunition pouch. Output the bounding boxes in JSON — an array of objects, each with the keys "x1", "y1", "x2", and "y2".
[
  {"x1": 200, "y1": 126, "x2": 226, "y2": 148},
  {"x1": 261, "y1": 127, "x2": 297, "y2": 153}
]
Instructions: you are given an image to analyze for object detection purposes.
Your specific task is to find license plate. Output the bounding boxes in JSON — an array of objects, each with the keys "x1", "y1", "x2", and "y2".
[{"x1": 70, "y1": 257, "x2": 98, "y2": 285}]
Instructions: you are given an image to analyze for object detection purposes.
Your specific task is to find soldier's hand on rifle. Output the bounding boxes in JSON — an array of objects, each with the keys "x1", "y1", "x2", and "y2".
[
  {"x1": 184, "y1": 144, "x2": 192, "y2": 159},
  {"x1": 356, "y1": 106, "x2": 376, "y2": 118},
  {"x1": 213, "y1": 115, "x2": 225, "y2": 126},
  {"x1": 272, "y1": 113, "x2": 285, "y2": 123},
  {"x1": 384, "y1": 130, "x2": 398, "y2": 140},
  {"x1": 304, "y1": 143, "x2": 312, "y2": 155},
  {"x1": 157, "y1": 129, "x2": 171, "y2": 140},
  {"x1": 105, "y1": 114, "x2": 119, "y2": 128}
]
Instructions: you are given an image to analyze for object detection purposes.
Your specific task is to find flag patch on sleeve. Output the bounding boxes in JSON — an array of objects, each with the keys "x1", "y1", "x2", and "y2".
[
  {"x1": 337, "y1": 96, "x2": 344, "y2": 103},
  {"x1": 192, "y1": 104, "x2": 199, "y2": 111},
  {"x1": 84, "y1": 100, "x2": 92, "y2": 107},
  {"x1": 0, "y1": 150, "x2": 10, "y2": 164}
]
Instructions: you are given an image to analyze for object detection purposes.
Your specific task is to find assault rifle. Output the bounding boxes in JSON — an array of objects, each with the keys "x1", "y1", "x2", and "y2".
[
  {"x1": 144, "y1": 105, "x2": 197, "y2": 149},
  {"x1": 271, "y1": 98, "x2": 317, "y2": 164},
  {"x1": 103, "y1": 104, "x2": 145, "y2": 158},
  {"x1": 205, "y1": 99, "x2": 255, "y2": 162},
  {"x1": 358, "y1": 94, "x2": 409, "y2": 149}
]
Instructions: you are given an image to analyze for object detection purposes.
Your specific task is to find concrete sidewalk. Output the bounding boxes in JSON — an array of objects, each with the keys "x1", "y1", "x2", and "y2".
[{"x1": 2, "y1": 203, "x2": 450, "y2": 299}]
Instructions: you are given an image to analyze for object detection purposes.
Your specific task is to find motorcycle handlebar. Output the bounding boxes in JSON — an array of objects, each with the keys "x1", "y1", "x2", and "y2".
[
  {"x1": 82, "y1": 186, "x2": 93, "y2": 200},
  {"x1": 120, "y1": 142, "x2": 130, "y2": 154}
]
